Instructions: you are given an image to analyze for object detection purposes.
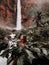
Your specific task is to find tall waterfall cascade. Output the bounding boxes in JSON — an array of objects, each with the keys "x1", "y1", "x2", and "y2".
[{"x1": 16, "y1": 0, "x2": 22, "y2": 30}]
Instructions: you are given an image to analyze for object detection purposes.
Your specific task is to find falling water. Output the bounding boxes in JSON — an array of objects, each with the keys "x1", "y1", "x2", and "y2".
[{"x1": 16, "y1": 0, "x2": 22, "y2": 30}]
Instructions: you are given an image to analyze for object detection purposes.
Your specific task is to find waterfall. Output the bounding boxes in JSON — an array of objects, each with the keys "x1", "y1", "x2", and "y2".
[{"x1": 16, "y1": 0, "x2": 22, "y2": 30}]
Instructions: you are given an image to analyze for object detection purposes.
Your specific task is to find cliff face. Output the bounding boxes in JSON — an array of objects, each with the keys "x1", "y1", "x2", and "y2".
[
  {"x1": 0, "y1": 0, "x2": 49, "y2": 29},
  {"x1": 0, "y1": 0, "x2": 17, "y2": 27},
  {"x1": 0, "y1": 0, "x2": 35, "y2": 28}
]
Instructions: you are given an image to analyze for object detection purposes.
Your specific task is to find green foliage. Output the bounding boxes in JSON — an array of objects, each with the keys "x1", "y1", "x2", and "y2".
[
  {"x1": 0, "y1": 26, "x2": 49, "y2": 65},
  {"x1": 0, "y1": 29, "x2": 6, "y2": 39}
]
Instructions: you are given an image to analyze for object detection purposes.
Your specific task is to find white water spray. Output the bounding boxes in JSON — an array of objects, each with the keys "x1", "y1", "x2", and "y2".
[{"x1": 16, "y1": 0, "x2": 22, "y2": 30}]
